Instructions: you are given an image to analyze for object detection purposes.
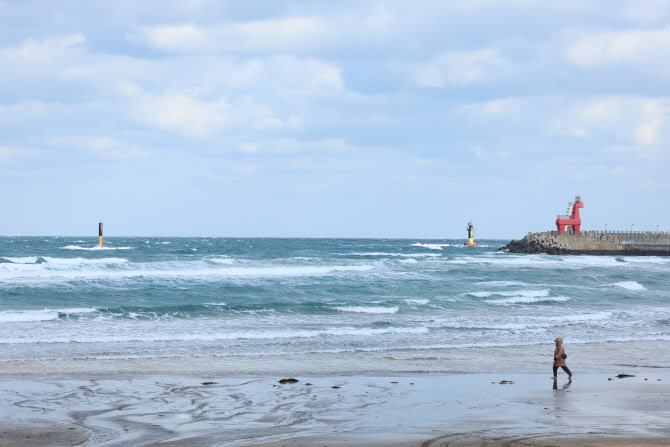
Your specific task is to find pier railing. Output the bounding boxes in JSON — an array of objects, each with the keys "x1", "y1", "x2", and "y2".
[
  {"x1": 583, "y1": 230, "x2": 669, "y2": 235},
  {"x1": 548, "y1": 230, "x2": 670, "y2": 236},
  {"x1": 619, "y1": 240, "x2": 670, "y2": 245}
]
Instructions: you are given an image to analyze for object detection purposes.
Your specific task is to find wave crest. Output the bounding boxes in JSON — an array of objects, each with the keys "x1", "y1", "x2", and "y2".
[
  {"x1": 335, "y1": 306, "x2": 399, "y2": 314},
  {"x1": 612, "y1": 281, "x2": 646, "y2": 291}
]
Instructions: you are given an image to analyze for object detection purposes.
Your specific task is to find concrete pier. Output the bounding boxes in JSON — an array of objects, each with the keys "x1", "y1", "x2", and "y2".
[{"x1": 501, "y1": 231, "x2": 670, "y2": 255}]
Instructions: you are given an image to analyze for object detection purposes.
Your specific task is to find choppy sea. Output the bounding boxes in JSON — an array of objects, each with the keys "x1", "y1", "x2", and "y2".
[{"x1": 1, "y1": 237, "x2": 669, "y2": 375}]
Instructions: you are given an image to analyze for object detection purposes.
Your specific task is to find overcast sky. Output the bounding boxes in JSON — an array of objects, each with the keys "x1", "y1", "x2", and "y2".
[{"x1": 1, "y1": 0, "x2": 669, "y2": 238}]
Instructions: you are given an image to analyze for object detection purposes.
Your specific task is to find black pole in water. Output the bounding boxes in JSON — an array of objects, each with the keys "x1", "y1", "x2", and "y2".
[{"x1": 99, "y1": 222, "x2": 103, "y2": 247}]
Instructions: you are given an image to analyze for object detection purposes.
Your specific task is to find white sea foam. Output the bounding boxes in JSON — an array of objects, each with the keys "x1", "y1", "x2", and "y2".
[
  {"x1": 42, "y1": 257, "x2": 129, "y2": 266},
  {"x1": 468, "y1": 289, "x2": 550, "y2": 299},
  {"x1": 621, "y1": 257, "x2": 670, "y2": 265},
  {"x1": 208, "y1": 257, "x2": 234, "y2": 265},
  {"x1": 0, "y1": 310, "x2": 60, "y2": 323},
  {"x1": 203, "y1": 302, "x2": 227, "y2": 306},
  {"x1": 0, "y1": 325, "x2": 427, "y2": 344},
  {"x1": 411, "y1": 243, "x2": 452, "y2": 250},
  {"x1": 0, "y1": 307, "x2": 97, "y2": 323},
  {"x1": 398, "y1": 259, "x2": 418, "y2": 264},
  {"x1": 485, "y1": 295, "x2": 570, "y2": 305},
  {"x1": 2, "y1": 256, "x2": 41, "y2": 264},
  {"x1": 612, "y1": 281, "x2": 646, "y2": 291},
  {"x1": 556, "y1": 311, "x2": 613, "y2": 322},
  {"x1": 58, "y1": 307, "x2": 97, "y2": 314},
  {"x1": 341, "y1": 252, "x2": 441, "y2": 258},
  {"x1": 448, "y1": 255, "x2": 626, "y2": 269},
  {"x1": 0, "y1": 263, "x2": 376, "y2": 283},
  {"x1": 404, "y1": 299, "x2": 429, "y2": 305},
  {"x1": 0, "y1": 257, "x2": 129, "y2": 273},
  {"x1": 63, "y1": 245, "x2": 133, "y2": 250},
  {"x1": 427, "y1": 319, "x2": 528, "y2": 330},
  {"x1": 468, "y1": 288, "x2": 571, "y2": 304},
  {"x1": 335, "y1": 306, "x2": 399, "y2": 314},
  {"x1": 475, "y1": 280, "x2": 529, "y2": 287},
  {"x1": 468, "y1": 291, "x2": 494, "y2": 298}
]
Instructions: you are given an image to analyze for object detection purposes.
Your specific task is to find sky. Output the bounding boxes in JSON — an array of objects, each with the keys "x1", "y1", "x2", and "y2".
[{"x1": 1, "y1": 0, "x2": 669, "y2": 238}]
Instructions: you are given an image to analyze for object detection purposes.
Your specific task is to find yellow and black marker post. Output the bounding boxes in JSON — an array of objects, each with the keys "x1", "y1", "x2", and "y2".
[
  {"x1": 464, "y1": 221, "x2": 476, "y2": 246},
  {"x1": 99, "y1": 222, "x2": 103, "y2": 247}
]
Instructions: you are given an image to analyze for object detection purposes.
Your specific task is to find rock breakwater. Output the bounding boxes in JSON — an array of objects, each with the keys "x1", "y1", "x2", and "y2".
[
  {"x1": 501, "y1": 232, "x2": 570, "y2": 255},
  {"x1": 500, "y1": 231, "x2": 670, "y2": 256}
]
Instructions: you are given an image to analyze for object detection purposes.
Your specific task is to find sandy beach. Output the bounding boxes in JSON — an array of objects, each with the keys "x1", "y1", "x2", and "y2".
[{"x1": 0, "y1": 372, "x2": 668, "y2": 446}]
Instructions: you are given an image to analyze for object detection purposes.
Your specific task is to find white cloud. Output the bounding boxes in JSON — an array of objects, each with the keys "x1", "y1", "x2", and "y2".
[
  {"x1": 136, "y1": 18, "x2": 326, "y2": 53},
  {"x1": 566, "y1": 27, "x2": 670, "y2": 72},
  {"x1": 470, "y1": 147, "x2": 487, "y2": 160},
  {"x1": 239, "y1": 56, "x2": 343, "y2": 93},
  {"x1": 601, "y1": 145, "x2": 659, "y2": 154},
  {"x1": 0, "y1": 34, "x2": 85, "y2": 64},
  {"x1": 578, "y1": 98, "x2": 624, "y2": 128},
  {"x1": 50, "y1": 136, "x2": 117, "y2": 151},
  {"x1": 618, "y1": 1, "x2": 670, "y2": 25},
  {"x1": 254, "y1": 116, "x2": 303, "y2": 130},
  {"x1": 634, "y1": 120, "x2": 660, "y2": 146},
  {"x1": 0, "y1": 100, "x2": 60, "y2": 119},
  {"x1": 551, "y1": 96, "x2": 669, "y2": 147},
  {"x1": 413, "y1": 49, "x2": 509, "y2": 87},
  {"x1": 116, "y1": 82, "x2": 312, "y2": 137},
  {"x1": 0, "y1": 145, "x2": 30, "y2": 161},
  {"x1": 48, "y1": 136, "x2": 145, "y2": 160},
  {"x1": 548, "y1": 120, "x2": 590, "y2": 138},
  {"x1": 265, "y1": 137, "x2": 356, "y2": 154},
  {"x1": 462, "y1": 97, "x2": 525, "y2": 118},
  {"x1": 136, "y1": 24, "x2": 208, "y2": 53},
  {"x1": 121, "y1": 87, "x2": 228, "y2": 137},
  {"x1": 133, "y1": 6, "x2": 402, "y2": 55}
]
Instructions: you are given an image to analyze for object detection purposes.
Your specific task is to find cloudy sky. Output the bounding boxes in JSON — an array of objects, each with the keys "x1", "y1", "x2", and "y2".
[{"x1": 1, "y1": 1, "x2": 669, "y2": 237}]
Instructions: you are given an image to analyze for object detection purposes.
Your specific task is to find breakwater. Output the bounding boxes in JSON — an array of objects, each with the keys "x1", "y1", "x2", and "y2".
[{"x1": 501, "y1": 231, "x2": 670, "y2": 255}]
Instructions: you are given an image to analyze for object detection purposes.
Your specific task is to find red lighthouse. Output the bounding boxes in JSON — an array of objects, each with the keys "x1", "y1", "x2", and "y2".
[{"x1": 556, "y1": 196, "x2": 584, "y2": 235}]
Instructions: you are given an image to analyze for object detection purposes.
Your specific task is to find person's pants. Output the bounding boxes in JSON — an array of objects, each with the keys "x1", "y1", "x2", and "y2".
[{"x1": 553, "y1": 365, "x2": 572, "y2": 377}]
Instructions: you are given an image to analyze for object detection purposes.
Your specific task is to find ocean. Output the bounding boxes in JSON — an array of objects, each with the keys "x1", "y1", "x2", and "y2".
[{"x1": 1, "y1": 237, "x2": 669, "y2": 375}]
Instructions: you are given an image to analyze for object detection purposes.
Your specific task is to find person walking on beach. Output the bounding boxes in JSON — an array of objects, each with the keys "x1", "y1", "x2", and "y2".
[{"x1": 552, "y1": 337, "x2": 572, "y2": 380}]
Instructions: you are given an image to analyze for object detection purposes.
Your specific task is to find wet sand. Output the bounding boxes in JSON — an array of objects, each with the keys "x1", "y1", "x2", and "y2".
[{"x1": 0, "y1": 373, "x2": 668, "y2": 446}]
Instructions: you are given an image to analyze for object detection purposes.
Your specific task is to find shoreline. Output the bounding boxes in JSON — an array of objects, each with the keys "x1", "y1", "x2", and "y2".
[{"x1": 1, "y1": 372, "x2": 668, "y2": 446}]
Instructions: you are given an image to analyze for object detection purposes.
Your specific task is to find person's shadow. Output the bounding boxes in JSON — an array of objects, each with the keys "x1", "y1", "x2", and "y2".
[{"x1": 553, "y1": 378, "x2": 572, "y2": 390}]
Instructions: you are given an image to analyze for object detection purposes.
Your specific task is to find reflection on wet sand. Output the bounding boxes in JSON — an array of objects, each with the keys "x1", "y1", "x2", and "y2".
[{"x1": 0, "y1": 373, "x2": 668, "y2": 446}]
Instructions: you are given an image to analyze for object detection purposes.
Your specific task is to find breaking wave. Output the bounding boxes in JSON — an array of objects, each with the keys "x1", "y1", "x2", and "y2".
[
  {"x1": 0, "y1": 325, "x2": 427, "y2": 344},
  {"x1": 0, "y1": 308, "x2": 97, "y2": 323},
  {"x1": 335, "y1": 306, "x2": 399, "y2": 314},
  {"x1": 468, "y1": 289, "x2": 551, "y2": 298},
  {"x1": 63, "y1": 245, "x2": 134, "y2": 250},
  {"x1": 485, "y1": 295, "x2": 571, "y2": 305},
  {"x1": 612, "y1": 281, "x2": 646, "y2": 291},
  {"x1": 341, "y1": 252, "x2": 441, "y2": 258},
  {"x1": 0, "y1": 262, "x2": 376, "y2": 283},
  {"x1": 404, "y1": 299, "x2": 429, "y2": 305},
  {"x1": 411, "y1": 243, "x2": 453, "y2": 250}
]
